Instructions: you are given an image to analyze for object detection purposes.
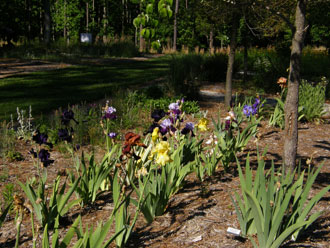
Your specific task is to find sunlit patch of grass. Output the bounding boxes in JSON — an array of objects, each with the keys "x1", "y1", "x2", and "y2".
[{"x1": 0, "y1": 57, "x2": 170, "y2": 120}]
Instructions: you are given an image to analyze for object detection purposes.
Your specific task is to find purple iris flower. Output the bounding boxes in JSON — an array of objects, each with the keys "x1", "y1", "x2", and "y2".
[
  {"x1": 160, "y1": 118, "x2": 176, "y2": 135},
  {"x1": 151, "y1": 109, "x2": 166, "y2": 122},
  {"x1": 38, "y1": 149, "x2": 54, "y2": 167},
  {"x1": 108, "y1": 132, "x2": 117, "y2": 139},
  {"x1": 225, "y1": 119, "x2": 231, "y2": 130},
  {"x1": 58, "y1": 128, "x2": 72, "y2": 143},
  {"x1": 161, "y1": 118, "x2": 172, "y2": 129},
  {"x1": 32, "y1": 131, "x2": 53, "y2": 148},
  {"x1": 103, "y1": 106, "x2": 117, "y2": 120},
  {"x1": 61, "y1": 110, "x2": 78, "y2": 125},
  {"x1": 33, "y1": 131, "x2": 48, "y2": 145},
  {"x1": 181, "y1": 122, "x2": 195, "y2": 136},
  {"x1": 243, "y1": 105, "x2": 253, "y2": 117},
  {"x1": 169, "y1": 102, "x2": 181, "y2": 115}
]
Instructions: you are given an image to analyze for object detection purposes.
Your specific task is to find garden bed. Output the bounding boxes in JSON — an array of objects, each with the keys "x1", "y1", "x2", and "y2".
[{"x1": 0, "y1": 99, "x2": 329, "y2": 248}]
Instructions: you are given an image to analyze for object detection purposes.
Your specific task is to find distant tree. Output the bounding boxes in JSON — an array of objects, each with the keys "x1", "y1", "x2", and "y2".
[{"x1": 43, "y1": 0, "x2": 52, "y2": 44}]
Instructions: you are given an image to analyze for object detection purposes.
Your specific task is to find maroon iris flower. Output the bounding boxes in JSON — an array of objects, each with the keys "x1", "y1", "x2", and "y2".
[{"x1": 121, "y1": 132, "x2": 147, "y2": 160}]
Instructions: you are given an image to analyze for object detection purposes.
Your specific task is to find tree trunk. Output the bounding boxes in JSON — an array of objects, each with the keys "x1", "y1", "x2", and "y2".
[
  {"x1": 139, "y1": 2, "x2": 144, "y2": 52},
  {"x1": 43, "y1": 0, "x2": 51, "y2": 44},
  {"x1": 122, "y1": 0, "x2": 125, "y2": 36},
  {"x1": 225, "y1": 14, "x2": 239, "y2": 107},
  {"x1": 209, "y1": 29, "x2": 214, "y2": 54},
  {"x1": 243, "y1": 39, "x2": 248, "y2": 83},
  {"x1": 86, "y1": 2, "x2": 89, "y2": 32},
  {"x1": 173, "y1": 0, "x2": 179, "y2": 51},
  {"x1": 64, "y1": 0, "x2": 67, "y2": 41},
  {"x1": 283, "y1": 0, "x2": 307, "y2": 172},
  {"x1": 103, "y1": 1, "x2": 107, "y2": 43},
  {"x1": 139, "y1": 24, "x2": 144, "y2": 52}
]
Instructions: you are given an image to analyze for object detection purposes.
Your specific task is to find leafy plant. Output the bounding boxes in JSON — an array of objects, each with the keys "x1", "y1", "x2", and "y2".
[
  {"x1": 212, "y1": 116, "x2": 257, "y2": 172},
  {"x1": 42, "y1": 215, "x2": 80, "y2": 248},
  {"x1": 112, "y1": 167, "x2": 149, "y2": 248},
  {"x1": 14, "y1": 106, "x2": 34, "y2": 140},
  {"x1": 1, "y1": 183, "x2": 15, "y2": 214},
  {"x1": 299, "y1": 78, "x2": 327, "y2": 123},
  {"x1": 269, "y1": 96, "x2": 304, "y2": 129},
  {"x1": 0, "y1": 202, "x2": 12, "y2": 229},
  {"x1": 6, "y1": 150, "x2": 24, "y2": 161},
  {"x1": 18, "y1": 173, "x2": 81, "y2": 228},
  {"x1": 0, "y1": 121, "x2": 16, "y2": 159},
  {"x1": 69, "y1": 146, "x2": 120, "y2": 206},
  {"x1": 232, "y1": 154, "x2": 330, "y2": 248},
  {"x1": 168, "y1": 54, "x2": 203, "y2": 99},
  {"x1": 132, "y1": 140, "x2": 193, "y2": 224},
  {"x1": 195, "y1": 144, "x2": 221, "y2": 181}
]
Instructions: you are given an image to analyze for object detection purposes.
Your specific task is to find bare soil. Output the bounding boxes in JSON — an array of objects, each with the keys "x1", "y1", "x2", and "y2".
[{"x1": 0, "y1": 61, "x2": 329, "y2": 247}]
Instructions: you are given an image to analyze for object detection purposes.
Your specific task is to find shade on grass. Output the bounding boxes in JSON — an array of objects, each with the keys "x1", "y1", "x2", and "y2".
[{"x1": 0, "y1": 57, "x2": 169, "y2": 120}]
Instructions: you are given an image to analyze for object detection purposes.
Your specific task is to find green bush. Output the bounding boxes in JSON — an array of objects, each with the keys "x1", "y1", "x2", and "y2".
[
  {"x1": 168, "y1": 54, "x2": 204, "y2": 99},
  {"x1": 299, "y1": 78, "x2": 327, "y2": 122},
  {"x1": 203, "y1": 54, "x2": 228, "y2": 82}
]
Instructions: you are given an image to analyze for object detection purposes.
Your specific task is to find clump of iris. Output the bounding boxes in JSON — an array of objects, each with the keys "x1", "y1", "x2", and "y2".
[
  {"x1": 145, "y1": 99, "x2": 184, "y2": 138},
  {"x1": 243, "y1": 98, "x2": 262, "y2": 117},
  {"x1": 101, "y1": 101, "x2": 118, "y2": 151},
  {"x1": 30, "y1": 130, "x2": 54, "y2": 169}
]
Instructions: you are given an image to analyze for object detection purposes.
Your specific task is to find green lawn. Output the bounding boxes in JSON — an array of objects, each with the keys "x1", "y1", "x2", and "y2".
[{"x1": 0, "y1": 57, "x2": 169, "y2": 120}]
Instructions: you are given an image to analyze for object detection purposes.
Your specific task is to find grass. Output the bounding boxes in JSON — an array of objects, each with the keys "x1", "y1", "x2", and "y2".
[{"x1": 0, "y1": 57, "x2": 170, "y2": 120}]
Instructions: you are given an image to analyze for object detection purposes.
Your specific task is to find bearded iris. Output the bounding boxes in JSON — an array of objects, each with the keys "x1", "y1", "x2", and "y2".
[
  {"x1": 181, "y1": 122, "x2": 195, "y2": 136},
  {"x1": 151, "y1": 109, "x2": 166, "y2": 122},
  {"x1": 61, "y1": 110, "x2": 78, "y2": 125},
  {"x1": 103, "y1": 106, "x2": 117, "y2": 120},
  {"x1": 243, "y1": 105, "x2": 253, "y2": 117},
  {"x1": 197, "y1": 118, "x2": 209, "y2": 132},
  {"x1": 32, "y1": 131, "x2": 53, "y2": 148},
  {"x1": 108, "y1": 132, "x2": 117, "y2": 139},
  {"x1": 160, "y1": 118, "x2": 175, "y2": 134},
  {"x1": 243, "y1": 98, "x2": 262, "y2": 117},
  {"x1": 150, "y1": 141, "x2": 172, "y2": 166},
  {"x1": 38, "y1": 149, "x2": 54, "y2": 167},
  {"x1": 152, "y1": 127, "x2": 159, "y2": 142}
]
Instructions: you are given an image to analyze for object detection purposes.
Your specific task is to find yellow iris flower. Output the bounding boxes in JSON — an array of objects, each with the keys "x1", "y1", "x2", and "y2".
[
  {"x1": 152, "y1": 127, "x2": 159, "y2": 142},
  {"x1": 197, "y1": 118, "x2": 209, "y2": 132},
  {"x1": 156, "y1": 152, "x2": 171, "y2": 166},
  {"x1": 155, "y1": 141, "x2": 171, "y2": 153},
  {"x1": 149, "y1": 141, "x2": 172, "y2": 166}
]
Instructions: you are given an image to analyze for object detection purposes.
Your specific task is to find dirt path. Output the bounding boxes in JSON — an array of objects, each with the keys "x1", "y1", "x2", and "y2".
[{"x1": 0, "y1": 58, "x2": 71, "y2": 79}]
